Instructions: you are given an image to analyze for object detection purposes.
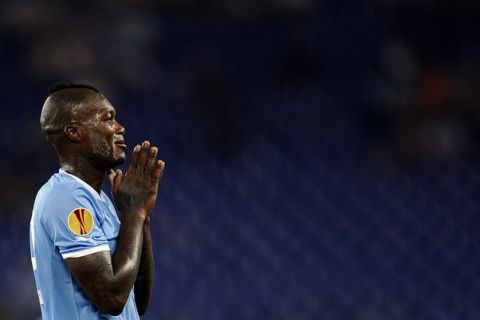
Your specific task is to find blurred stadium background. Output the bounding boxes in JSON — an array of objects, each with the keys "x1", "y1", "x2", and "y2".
[{"x1": 1, "y1": 0, "x2": 480, "y2": 319}]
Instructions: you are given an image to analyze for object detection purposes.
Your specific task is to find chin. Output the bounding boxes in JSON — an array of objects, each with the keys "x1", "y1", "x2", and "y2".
[
  {"x1": 104, "y1": 155, "x2": 125, "y2": 169},
  {"x1": 112, "y1": 156, "x2": 126, "y2": 167}
]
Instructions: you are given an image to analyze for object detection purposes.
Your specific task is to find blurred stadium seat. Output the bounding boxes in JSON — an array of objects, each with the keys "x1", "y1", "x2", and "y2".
[{"x1": 0, "y1": 1, "x2": 479, "y2": 319}]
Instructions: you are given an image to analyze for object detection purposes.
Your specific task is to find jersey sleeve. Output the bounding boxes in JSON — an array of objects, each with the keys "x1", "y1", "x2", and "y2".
[{"x1": 42, "y1": 185, "x2": 110, "y2": 259}]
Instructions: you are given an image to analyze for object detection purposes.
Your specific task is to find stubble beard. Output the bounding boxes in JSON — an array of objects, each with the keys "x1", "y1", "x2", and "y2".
[{"x1": 89, "y1": 132, "x2": 125, "y2": 170}]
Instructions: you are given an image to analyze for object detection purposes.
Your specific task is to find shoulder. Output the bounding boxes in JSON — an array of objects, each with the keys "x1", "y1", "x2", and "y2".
[
  {"x1": 35, "y1": 173, "x2": 101, "y2": 222},
  {"x1": 39, "y1": 172, "x2": 98, "y2": 202}
]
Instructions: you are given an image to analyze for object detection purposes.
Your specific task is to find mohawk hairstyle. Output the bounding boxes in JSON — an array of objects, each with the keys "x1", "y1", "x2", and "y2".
[{"x1": 48, "y1": 81, "x2": 100, "y2": 95}]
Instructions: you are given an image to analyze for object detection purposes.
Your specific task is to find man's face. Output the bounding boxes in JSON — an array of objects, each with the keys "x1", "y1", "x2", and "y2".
[{"x1": 81, "y1": 96, "x2": 126, "y2": 169}]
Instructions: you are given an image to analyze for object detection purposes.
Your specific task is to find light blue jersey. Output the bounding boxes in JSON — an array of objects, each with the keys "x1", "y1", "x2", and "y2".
[{"x1": 30, "y1": 170, "x2": 140, "y2": 320}]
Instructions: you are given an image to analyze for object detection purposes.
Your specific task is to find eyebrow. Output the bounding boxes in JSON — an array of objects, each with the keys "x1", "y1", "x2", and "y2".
[{"x1": 101, "y1": 108, "x2": 116, "y2": 117}]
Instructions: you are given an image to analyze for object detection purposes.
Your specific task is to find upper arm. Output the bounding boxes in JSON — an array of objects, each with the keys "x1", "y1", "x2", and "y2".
[
  {"x1": 42, "y1": 187, "x2": 126, "y2": 314},
  {"x1": 65, "y1": 251, "x2": 126, "y2": 315},
  {"x1": 43, "y1": 188, "x2": 109, "y2": 259}
]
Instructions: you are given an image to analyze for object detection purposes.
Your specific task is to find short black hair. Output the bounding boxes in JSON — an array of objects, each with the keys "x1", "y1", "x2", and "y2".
[{"x1": 48, "y1": 81, "x2": 100, "y2": 95}]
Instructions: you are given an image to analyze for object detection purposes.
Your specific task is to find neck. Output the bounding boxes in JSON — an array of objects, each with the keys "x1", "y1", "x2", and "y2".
[{"x1": 60, "y1": 157, "x2": 106, "y2": 194}]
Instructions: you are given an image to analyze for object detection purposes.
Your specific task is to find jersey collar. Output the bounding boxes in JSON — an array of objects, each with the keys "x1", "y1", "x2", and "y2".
[{"x1": 59, "y1": 169, "x2": 105, "y2": 201}]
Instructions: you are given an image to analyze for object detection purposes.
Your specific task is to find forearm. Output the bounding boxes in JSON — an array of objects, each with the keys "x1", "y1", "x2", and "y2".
[
  {"x1": 110, "y1": 212, "x2": 146, "y2": 304},
  {"x1": 65, "y1": 212, "x2": 146, "y2": 316},
  {"x1": 135, "y1": 217, "x2": 155, "y2": 315}
]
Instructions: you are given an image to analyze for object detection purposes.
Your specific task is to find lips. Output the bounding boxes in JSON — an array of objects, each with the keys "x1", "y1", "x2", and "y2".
[{"x1": 114, "y1": 140, "x2": 127, "y2": 150}]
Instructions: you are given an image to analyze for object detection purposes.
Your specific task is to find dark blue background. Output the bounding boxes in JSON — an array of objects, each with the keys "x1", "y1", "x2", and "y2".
[{"x1": 0, "y1": 1, "x2": 479, "y2": 319}]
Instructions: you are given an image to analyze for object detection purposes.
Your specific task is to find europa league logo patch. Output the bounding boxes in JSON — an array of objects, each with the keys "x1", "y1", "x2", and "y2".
[{"x1": 68, "y1": 208, "x2": 94, "y2": 236}]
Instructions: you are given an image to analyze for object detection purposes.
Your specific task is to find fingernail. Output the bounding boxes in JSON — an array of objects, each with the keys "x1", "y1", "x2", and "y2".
[{"x1": 134, "y1": 145, "x2": 141, "y2": 152}]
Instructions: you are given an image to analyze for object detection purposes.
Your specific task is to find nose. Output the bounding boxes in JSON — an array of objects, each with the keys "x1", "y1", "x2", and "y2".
[{"x1": 116, "y1": 121, "x2": 125, "y2": 135}]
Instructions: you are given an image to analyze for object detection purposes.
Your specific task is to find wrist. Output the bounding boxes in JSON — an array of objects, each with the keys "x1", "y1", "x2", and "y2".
[{"x1": 121, "y1": 209, "x2": 148, "y2": 223}]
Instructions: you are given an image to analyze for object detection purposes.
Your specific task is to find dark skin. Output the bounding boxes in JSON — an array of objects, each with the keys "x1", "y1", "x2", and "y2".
[{"x1": 40, "y1": 88, "x2": 164, "y2": 316}]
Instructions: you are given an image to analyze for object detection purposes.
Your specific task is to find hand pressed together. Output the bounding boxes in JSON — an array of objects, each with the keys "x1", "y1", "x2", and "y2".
[{"x1": 108, "y1": 141, "x2": 165, "y2": 219}]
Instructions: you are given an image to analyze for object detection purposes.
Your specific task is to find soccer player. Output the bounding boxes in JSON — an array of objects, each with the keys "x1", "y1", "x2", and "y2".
[{"x1": 29, "y1": 82, "x2": 165, "y2": 319}]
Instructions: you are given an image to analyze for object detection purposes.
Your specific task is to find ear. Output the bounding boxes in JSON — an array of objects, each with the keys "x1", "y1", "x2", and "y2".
[{"x1": 64, "y1": 124, "x2": 83, "y2": 142}]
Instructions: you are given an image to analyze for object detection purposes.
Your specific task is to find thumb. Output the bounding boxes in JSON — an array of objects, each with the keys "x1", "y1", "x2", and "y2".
[
  {"x1": 110, "y1": 169, "x2": 123, "y2": 195},
  {"x1": 107, "y1": 169, "x2": 116, "y2": 187}
]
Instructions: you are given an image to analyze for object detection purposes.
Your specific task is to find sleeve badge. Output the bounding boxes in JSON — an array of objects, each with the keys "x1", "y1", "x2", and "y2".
[{"x1": 67, "y1": 208, "x2": 94, "y2": 236}]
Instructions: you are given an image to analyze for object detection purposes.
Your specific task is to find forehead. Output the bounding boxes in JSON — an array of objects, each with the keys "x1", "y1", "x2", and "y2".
[{"x1": 82, "y1": 94, "x2": 116, "y2": 117}]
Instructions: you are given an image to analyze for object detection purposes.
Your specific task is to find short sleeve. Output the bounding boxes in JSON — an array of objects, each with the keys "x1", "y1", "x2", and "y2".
[{"x1": 42, "y1": 185, "x2": 110, "y2": 259}]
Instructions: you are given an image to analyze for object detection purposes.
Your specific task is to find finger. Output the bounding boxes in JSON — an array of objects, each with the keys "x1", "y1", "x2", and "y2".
[
  {"x1": 125, "y1": 144, "x2": 141, "y2": 177},
  {"x1": 144, "y1": 146, "x2": 158, "y2": 184},
  {"x1": 135, "y1": 141, "x2": 150, "y2": 178},
  {"x1": 151, "y1": 160, "x2": 165, "y2": 187}
]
